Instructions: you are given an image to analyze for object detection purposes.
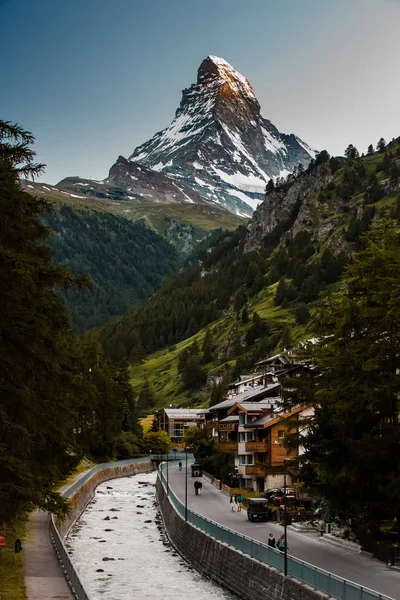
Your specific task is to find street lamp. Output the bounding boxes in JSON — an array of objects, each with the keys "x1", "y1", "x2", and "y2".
[
  {"x1": 166, "y1": 450, "x2": 169, "y2": 496},
  {"x1": 283, "y1": 457, "x2": 295, "y2": 577},
  {"x1": 184, "y1": 446, "x2": 192, "y2": 521},
  {"x1": 185, "y1": 446, "x2": 188, "y2": 521}
]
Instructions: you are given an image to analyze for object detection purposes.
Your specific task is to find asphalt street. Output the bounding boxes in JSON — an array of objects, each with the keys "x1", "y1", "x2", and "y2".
[{"x1": 165, "y1": 464, "x2": 400, "y2": 600}]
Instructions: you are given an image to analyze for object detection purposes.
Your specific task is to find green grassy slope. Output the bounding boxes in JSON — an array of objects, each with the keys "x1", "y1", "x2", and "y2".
[
  {"x1": 125, "y1": 138, "x2": 400, "y2": 410},
  {"x1": 24, "y1": 182, "x2": 244, "y2": 243},
  {"x1": 130, "y1": 280, "x2": 310, "y2": 409}
]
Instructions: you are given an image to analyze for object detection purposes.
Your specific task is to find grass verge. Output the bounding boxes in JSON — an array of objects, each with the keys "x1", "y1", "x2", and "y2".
[{"x1": 0, "y1": 515, "x2": 27, "y2": 600}]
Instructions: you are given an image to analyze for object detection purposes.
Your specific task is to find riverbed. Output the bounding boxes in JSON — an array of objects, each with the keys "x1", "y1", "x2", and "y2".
[{"x1": 66, "y1": 471, "x2": 237, "y2": 599}]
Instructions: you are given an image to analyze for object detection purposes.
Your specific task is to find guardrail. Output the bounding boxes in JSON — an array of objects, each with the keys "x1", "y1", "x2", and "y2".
[
  {"x1": 50, "y1": 514, "x2": 90, "y2": 600},
  {"x1": 158, "y1": 464, "x2": 395, "y2": 600},
  {"x1": 49, "y1": 455, "x2": 160, "y2": 600}
]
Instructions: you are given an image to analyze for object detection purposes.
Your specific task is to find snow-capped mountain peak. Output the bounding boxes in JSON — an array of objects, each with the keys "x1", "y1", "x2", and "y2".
[
  {"x1": 199, "y1": 55, "x2": 257, "y2": 102},
  {"x1": 128, "y1": 56, "x2": 315, "y2": 216}
]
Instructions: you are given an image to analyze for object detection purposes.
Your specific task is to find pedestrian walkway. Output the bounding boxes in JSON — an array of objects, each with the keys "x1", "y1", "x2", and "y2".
[
  {"x1": 167, "y1": 465, "x2": 400, "y2": 600},
  {"x1": 24, "y1": 510, "x2": 74, "y2": 600},
  {"x1": 23, "y1": 468, "x2": 91, "y2": 600}
]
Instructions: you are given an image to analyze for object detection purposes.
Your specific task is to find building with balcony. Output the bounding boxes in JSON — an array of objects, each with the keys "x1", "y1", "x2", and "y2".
[{"x1": 155, "y1": 408, "x2": 205, "y2": 445}]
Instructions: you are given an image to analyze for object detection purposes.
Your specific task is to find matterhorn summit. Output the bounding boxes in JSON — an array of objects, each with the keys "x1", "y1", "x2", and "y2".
[{"x1": 129, "y1": 55, "x2": 315, "y2": 216}]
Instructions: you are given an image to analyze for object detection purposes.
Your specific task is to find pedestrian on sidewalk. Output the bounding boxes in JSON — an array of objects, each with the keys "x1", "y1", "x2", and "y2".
[
  {"x1": 178, "y1": 461, "x2": 182, "y2": 471},
  {"x1": 268, "y1": 533, "x2": 276, "y2": 548},
  {"x1": 231, "y1": 495, "x2": 236, "y2": 511},
  {"x1": 235, "y1": 493, "x2": 243, "y2": 512},
  {"x1": 277, "y1": 535, "x2": 287, "y2": 552},
  {"x1": 194, "y1": 480, "x2": 202, "y2": 495}
]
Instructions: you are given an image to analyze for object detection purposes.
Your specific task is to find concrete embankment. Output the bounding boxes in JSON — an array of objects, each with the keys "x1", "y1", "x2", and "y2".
[
  {"x1": 57, "y1": 460, "x2": 155, "y2": 537},
  {"x1": 156, "y1": 478, "x2": 329, "y2": 600}
]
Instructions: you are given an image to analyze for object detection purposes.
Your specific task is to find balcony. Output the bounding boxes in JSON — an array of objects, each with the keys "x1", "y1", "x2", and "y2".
[
  {"x1": 218, "y1": 441, "x2": 238, "y2": 453},
  {"x1": 245, "y1": 465, "x2": 267, "y2": 477},
  {"x1": 245, "y1": 441, "x2": 268, "y2": 453}
]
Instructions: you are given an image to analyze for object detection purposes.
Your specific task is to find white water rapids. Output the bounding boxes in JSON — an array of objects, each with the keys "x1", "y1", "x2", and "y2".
[{"x1": 66, "y1": 471, "x2": 237, "y2": 599}]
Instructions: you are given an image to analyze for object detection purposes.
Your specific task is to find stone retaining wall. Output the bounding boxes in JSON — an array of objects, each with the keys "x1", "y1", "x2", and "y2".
[
  {"x1": 156, "y1": 478, "x2": 329, "y2": 600},
  {"x1": 57, "y1": 461, "x2": 154, "y2": 539}
]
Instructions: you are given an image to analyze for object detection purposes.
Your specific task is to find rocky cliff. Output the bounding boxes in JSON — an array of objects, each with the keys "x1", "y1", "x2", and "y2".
[{"x1": 129, "y1": 55, "x2": 315, "y2": 216}]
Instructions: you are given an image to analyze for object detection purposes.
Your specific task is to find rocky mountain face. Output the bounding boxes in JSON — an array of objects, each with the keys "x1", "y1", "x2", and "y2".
[
  {"x1": 129, "y1": 55, "x2": 315, "y2": 216},
  {"x1": 57, "y1": 155, "x2": 213, "y2": 206},
  {"x1": 246, "y1": 164, "x2": 339, "y2": 252}
]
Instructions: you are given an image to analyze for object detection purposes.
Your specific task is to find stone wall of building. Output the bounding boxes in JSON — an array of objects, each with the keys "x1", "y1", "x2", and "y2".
[{"x1": 156, "y1": 478, "x2": 329, "y2": 600}]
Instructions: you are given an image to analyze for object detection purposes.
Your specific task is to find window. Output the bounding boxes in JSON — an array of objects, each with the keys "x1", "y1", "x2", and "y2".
[
  {"x1": 239, "y1": 432, "x2": 254, "y2": 442},
  {"x1": 278, "y1": 430, "x2": 285, "y2": 440},
  {"x1": 239, "y1": 455, "x2": 253, "y2": 465},
  {"x1": 173, "y1": 423, "x2": 183, "y2": 438}
]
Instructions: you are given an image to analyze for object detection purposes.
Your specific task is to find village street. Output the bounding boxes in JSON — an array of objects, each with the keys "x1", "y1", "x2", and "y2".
[{"x1": 166, "y1": 464, "x2": 400, "y2": 600}]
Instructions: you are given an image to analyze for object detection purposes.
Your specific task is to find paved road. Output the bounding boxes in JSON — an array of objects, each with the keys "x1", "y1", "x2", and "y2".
[{"x1": 165, "y1": 464, "x2": 400, "y2": 600}]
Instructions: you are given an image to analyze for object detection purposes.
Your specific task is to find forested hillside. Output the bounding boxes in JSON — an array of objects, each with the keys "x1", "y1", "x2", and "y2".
[
  {"x1": 99, "y1": 137, "x2": 400, "y2": 409},
  {"x1": 44, "y1": 206, "x2": 180, "y2": 332}
]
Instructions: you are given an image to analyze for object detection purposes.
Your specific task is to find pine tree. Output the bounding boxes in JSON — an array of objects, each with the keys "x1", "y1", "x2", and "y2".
[
  {"x1": 376, "y1": 137, "x2": 386, "y2": 153},
  {"x1": 265, "y1": 178, "x2": 275, "y2": 193},
  {"x1": 292, "y1": 220, "x2": 400, "y2": 534},
  {"x1": 367, "y1": 144, "x2": 374, "y2": 155},
  {"x1": 201, "y1": 329, "x2": 214, "y2": 364},
  {"x1": 138, "y1": 379, "x2": 156, "y2": 413},
  {"x1": 344, "y1": 144, "x2": 360, "y2": 160},
  {"x1": 0, "y1": 121, "x2": 89, "y2": 521}
]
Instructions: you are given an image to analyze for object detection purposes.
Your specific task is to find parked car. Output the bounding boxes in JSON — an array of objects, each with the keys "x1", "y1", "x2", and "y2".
[
  {"x1": 272, "y1": 489, "x2": 297, "y2": 506},
  {"x1": 246, "y1": 498, "x2": 272, "y2": 522}
]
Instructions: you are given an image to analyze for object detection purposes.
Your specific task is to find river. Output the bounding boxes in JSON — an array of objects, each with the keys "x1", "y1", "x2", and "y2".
[{"x1": 66, "y1": 471, "x2": 237, "y2": 599}]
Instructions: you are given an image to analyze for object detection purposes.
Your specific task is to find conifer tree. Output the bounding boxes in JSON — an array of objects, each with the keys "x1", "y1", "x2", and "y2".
[
  {"x1": 0, "y1": 121, "x2": 87, "y2": 520},
  {"x1": 376, "y1": 137, "x2": 386, "y2": 152},
  {"x1": 285, "y1": 220, "x2": 400, "y2": 534},
  {"x1": 201, "y1": 329, "x2": 214, "y2": 364}
]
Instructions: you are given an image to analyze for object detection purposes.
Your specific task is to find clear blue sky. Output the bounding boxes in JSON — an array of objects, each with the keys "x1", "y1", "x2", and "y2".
[{"x1": 1, "y1": 0, "x2": 399, "y2": 183}]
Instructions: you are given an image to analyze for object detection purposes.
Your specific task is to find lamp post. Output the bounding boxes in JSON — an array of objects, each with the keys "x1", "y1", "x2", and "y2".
[
  {"x1": 283, "y1": 457, "x2": 295, "y2": 577},
  {"x1": 185, "y1": 447, "x2": 188, "y2": 521},
  {"x1": 166, "y1": 450, "x2": 169, "y2": 496}
]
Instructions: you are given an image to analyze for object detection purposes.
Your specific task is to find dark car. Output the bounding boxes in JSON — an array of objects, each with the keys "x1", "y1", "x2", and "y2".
[
  {"x1": 272, "y1": 489, "x2": 296, "y2": 506},
  {"x1": 246, "y1": 498, "x2": 271, "y2": 522}
]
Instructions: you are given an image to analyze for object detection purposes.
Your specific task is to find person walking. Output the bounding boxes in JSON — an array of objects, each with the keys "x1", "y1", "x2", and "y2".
[
  {"x1": 268, "y1": 533, "x2": 276, "y2": 549},
  {"x1": 235, "y1": 493, "x2": 243, "y2": 512},
  {"x1": 231, "y1": 495, "x2": 236, "y2": 511},
  {"x1": 178, "y1": 461, "x2": 182, "y2": 471},
  {"x1": 277, "y1": 534, "x2": 287, "y2": 552},
  {"x1": 194, "y1": 480, "x2": 202, "y2": 495}
]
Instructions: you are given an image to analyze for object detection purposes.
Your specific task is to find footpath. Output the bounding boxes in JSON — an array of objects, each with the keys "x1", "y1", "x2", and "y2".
[
  {"x1": 23, "y1": 470, "x2": 90, "y2": 600},
  {"x1": 168, "y1": 465, "x2": 400, "y2": 600},
  {"x1": 24, "y1": 511, "x2": 74, "y2": 600}
]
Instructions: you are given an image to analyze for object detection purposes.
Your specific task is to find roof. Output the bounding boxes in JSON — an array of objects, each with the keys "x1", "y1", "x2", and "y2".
[
  {"x1": 243, "y1": 413, "x2": 276, "y2": 427},
  {"x1": 226, "y1": 374, "x2": 263, "y2": 389},
  {"x1": 204, "y1": 397, "x2": 237, "y2": 413},
  {"x1": 233, "y1": 382, "x2": 280, "y2": 402},
  {"x1": 163, "y1": 408, "x2": 205, "y2": 419},
  {"x1": 205, "y1": 382, "x2": 280, "y2": 414},
  {"x1": 219, "y1": 415, "x2": 240, "y2": 423},
  {"x1": 230, "y1": 398, "x2": 278, "y2": 413},
  {"x1": 254, "y1": 354, "x2": 290, "y2": 367},
  {"x1": 244, "y1": 404, "x2": 305, "y2": 429}
]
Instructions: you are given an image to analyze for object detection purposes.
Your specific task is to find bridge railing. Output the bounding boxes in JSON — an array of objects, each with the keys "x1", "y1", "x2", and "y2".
[{"x1": 158, "y1": 464, "x2": 394, "y2": 600}]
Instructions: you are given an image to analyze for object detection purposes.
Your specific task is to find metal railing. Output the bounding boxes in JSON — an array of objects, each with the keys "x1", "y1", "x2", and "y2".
[
  {"x1": 50, "y1": 513, "x2": 90, "y2": 600},
  {"x1": 158, "y1": 464, "x2": 395, "y2": 600},
  {"x1": 50, "y1": 455, "x2": 157, "y2": 599}
]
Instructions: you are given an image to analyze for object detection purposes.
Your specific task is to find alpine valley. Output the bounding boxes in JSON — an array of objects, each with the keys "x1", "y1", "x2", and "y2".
[{"x1": 98, "y1": 136, "x2": 400, "y2": 411}]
